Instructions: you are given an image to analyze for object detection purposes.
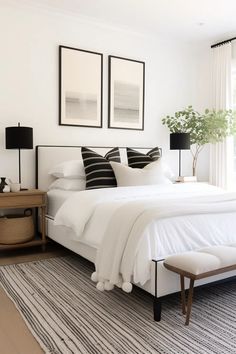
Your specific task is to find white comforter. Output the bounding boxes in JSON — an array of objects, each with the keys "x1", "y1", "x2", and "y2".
[{"x1": 54, "y1": 183, "x2": 236, "y2": 288}]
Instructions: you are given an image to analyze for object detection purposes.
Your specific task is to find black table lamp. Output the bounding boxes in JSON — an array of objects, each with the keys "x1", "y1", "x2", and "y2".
[
  {"x1": 5, "y1": 123, "x2": 33, "y2": 185},
  {"x1": 170, "y1": 133, "x2": 190, "y2": 177}
]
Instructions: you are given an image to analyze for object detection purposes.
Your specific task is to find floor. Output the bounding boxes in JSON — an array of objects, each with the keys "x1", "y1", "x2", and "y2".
[{"x1": 0, "y1": 242, "x2": 69, "y2": 354}]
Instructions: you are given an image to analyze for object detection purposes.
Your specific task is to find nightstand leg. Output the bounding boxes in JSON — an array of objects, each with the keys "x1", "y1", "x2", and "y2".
[{"x1": 41, "y1": 206, "x2": 46, "y2": 252}]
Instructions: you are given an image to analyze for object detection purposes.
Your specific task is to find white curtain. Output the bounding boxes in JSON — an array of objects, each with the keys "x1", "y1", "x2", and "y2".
[{"x1": 210, "y1": 42, "x2": 233, "y2": 189}]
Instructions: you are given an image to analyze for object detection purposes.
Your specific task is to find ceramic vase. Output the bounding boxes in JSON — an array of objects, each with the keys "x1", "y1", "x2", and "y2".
[{"x1": 0, "y1": 177, "x2": 8, "y2": 193}]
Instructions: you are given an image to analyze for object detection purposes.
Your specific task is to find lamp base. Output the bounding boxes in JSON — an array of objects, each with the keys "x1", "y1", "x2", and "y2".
[{"x1": 176, "y1": 176, "x2": 197, "y2": 183}]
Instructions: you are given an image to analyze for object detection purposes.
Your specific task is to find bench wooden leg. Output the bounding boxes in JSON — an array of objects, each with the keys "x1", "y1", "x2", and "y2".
[
  {"x1": 180, "y1": 275, "x2": 186, "y2": 315},
  {"x1": 185, "y1": 279, "x2": 195, "y2": 326}
]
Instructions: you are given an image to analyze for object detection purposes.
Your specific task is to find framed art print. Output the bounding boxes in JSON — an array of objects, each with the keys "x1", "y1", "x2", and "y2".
[
  {"x1": 59, "y1": 46, "x2": 103, "y2": 127},
  {"x1": 108, "y1": 55, "x2": 145, "y2": 130}
]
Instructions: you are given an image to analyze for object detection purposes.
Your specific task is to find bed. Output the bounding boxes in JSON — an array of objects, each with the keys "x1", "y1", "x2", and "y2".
[{"x1": 36, "y1": 145, "x2": 236, "y2": 321}]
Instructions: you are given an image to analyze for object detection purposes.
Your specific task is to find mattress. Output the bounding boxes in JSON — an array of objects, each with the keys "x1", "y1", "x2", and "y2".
[
  {"x1": 47, "y1": 190, "x2": 75, "y2": 217},
  {"x1": 45, "y1": 189, "x2": 96, "y2": 268},
  {"x1": 46, "y1": 189, "x2": 100, "y2": 248},
  {"x1": 46, "y1": 189, "x2": 97, "y2": 259}
]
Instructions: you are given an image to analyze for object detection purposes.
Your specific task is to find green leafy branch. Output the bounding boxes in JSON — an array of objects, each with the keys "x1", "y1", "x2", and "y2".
[{"x1": 162, "y1": 106, "x2": 236, "y2": 175}]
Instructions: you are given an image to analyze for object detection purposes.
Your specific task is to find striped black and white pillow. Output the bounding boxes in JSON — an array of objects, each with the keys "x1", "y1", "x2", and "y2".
[
  {"x1": 81, "y1": 147, "x2": 120, "y2": 190},
  {"x1": 127, "y1": 147, "x2": 161, "y2": 168}
]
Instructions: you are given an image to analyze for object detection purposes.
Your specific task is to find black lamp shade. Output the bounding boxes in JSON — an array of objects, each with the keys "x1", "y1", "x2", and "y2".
[
  {"x1": 6, "y1": 126, "x2": 33, "y2": 149},
  {"x1": 170, "y1": 133, "x2": 190, "y2": 150}
]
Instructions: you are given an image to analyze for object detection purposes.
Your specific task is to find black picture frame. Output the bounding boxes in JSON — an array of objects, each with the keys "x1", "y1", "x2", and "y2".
[
  {"x1": 59, "y1": 45, "x2": 103, "y2": 128},
  {"x1": 108, "y1": 55, "x2": 145, "y2": 130}
]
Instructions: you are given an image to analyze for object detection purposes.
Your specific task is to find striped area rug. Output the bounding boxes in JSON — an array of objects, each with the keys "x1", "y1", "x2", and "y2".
[{"x1": 1, "y1": 256, "x2": 236, "y2": 354}]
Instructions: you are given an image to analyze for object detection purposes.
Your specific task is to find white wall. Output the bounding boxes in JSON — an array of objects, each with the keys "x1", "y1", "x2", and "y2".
[{"x1": 0, "y1": 2, "x2": 211, "y2": 188}]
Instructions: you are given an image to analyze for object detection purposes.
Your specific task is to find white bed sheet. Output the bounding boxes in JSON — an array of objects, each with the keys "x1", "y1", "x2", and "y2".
[
  {"x1": 54, "y1": 183, "x2": 236, "y2": 285},
  {"x1": 55, "y1": 182, "x2": 225, "y2": 249},
  {"x1": 133, "y1": 211, "x2": 236, "y2": 283},
  {"x1": 47, "y1": 190, "x2": 75, "y2": 217}
]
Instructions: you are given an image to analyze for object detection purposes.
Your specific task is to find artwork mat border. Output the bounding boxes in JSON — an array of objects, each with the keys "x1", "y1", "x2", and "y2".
[
  {"x1": 59, "y1": 45, "x2": 103, "y2": 128},
  {"x1": 108, "y1": 55, "x2": 145, "y2": 131}
]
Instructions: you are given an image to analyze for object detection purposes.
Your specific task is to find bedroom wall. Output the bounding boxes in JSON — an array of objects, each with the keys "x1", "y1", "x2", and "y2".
[{"x1": 0, "y1": 1, "x2": 211, "y2": 188}]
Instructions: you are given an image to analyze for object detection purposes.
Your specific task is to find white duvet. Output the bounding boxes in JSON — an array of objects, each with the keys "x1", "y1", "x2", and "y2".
[{"x1": 54, "y1": 183, "x2": 236, "y2": 289}]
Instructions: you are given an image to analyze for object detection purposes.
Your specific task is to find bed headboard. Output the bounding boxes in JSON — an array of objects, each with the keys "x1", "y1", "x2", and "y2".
[{"x1": 36, "y1": 145, "x2": 161, "y2": 191}]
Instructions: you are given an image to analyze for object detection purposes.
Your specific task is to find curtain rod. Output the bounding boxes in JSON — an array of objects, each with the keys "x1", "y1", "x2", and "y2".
[{"x1": 211, "y1": 36, "x2": 236, "y2": 48}]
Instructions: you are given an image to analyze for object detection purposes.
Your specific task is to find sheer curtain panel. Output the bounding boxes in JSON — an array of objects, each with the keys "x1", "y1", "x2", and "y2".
[{"x1": 210, "y1": 42, "x2": 233, "y2": 189}]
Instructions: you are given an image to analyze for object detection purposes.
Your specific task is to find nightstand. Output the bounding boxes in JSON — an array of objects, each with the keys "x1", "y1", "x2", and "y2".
[{"x1": 0, "y1": 189, "x2": 47, "y2": 251}]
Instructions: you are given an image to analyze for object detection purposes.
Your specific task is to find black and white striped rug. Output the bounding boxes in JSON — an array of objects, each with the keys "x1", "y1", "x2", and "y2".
[{"x1": 1, "y1": 256, "x2": 236, "y2": 354}]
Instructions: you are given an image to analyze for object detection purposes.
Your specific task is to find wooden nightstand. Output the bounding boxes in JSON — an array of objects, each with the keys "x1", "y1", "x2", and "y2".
[{"x1": 0, "y1": 189, "x2": 47, "y2": 251}]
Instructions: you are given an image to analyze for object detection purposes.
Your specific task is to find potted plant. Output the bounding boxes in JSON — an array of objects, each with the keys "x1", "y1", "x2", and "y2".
[{"x1": 162, "y1": 106, "x2": 236, "y2": 176}]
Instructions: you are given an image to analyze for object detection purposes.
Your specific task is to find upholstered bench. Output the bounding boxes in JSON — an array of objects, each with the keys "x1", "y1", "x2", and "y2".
[{"x1": 163, "y1": 245, "x2": 236, "y2": 325}]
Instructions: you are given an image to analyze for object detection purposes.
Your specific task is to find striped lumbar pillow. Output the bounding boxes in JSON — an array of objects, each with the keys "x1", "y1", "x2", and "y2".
[
  {"x1": 127, "y1": 147, "x2": 161, "y2": 168},
  {"x1": 82, "y1": 147, "x2": 120, "y2": 189}
]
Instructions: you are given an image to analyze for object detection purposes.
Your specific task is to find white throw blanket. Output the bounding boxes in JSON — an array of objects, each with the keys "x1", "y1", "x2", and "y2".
[{"x1": 93, "y1": 193, "x2": 236, "y2": 292}]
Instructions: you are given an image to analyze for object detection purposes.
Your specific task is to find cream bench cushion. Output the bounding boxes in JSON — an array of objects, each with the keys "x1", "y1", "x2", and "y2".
[
  {"x1": 163, "y1": 252, "x2": 220, "y2": 276},
  {"x1": 164, "y1": 245, "x2": 236, "y2": 276}
]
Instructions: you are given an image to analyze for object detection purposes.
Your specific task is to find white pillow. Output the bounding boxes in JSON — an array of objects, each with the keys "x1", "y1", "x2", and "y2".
[
  {"x1": 161, "y1": 159, "x2": 175, "y2": 181},
  {"x1": 110, "y1": 160, "x2": 171, "y2": 187},
  {"x1": 48, "y1": 178, "x2": 86, "y2": 191},
  {"x1": 48, "y1": 160, "x2": 85, "y2": 179}
]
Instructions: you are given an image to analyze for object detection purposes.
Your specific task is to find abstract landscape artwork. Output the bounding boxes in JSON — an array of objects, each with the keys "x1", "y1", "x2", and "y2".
[
  {"x1": 59, "y1": 46, "x2": 103, "y2": 127},
  {"x1": 108, "y1": 56, "x2": 145, "y2": 130}
]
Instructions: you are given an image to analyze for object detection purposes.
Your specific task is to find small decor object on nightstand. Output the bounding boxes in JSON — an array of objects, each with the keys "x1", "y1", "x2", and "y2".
[
  {"x1": 10, "y1": 183, "x2": 21, "y2": 192},
  {"x1": 178, "y1": 176, "x2": 197, "y2": 183},
  {"x1": 0, "y1": 177, "x2": 8, "y2": 193}
]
